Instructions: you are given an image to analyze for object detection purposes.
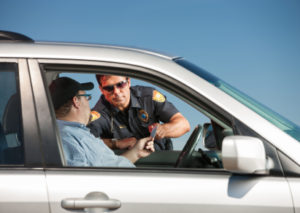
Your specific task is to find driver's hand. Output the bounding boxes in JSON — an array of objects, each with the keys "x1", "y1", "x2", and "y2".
[{"x1": 135, "y1": 137, "x2": 155, "y2": 158}]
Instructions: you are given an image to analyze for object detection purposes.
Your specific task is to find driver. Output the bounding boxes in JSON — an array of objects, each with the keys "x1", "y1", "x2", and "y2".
[
  {"x1": 88, "y1": 75, "x2": 191, "y2": 151},
  {"x1": 49, "y1": 77, "x2": 155, "y2": 167}
]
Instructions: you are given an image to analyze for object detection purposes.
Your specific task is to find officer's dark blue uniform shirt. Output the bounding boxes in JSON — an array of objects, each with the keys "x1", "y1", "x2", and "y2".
[{"x1": 88, "y1": 86, "x2": 179, "y2": 150}]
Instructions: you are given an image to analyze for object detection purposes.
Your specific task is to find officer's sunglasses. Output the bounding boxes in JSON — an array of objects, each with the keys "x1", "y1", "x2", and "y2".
[
  {"x1": 102, "y1": 80, "x2": 128, "y2": 92},
  {"x1": 77, "y1": 94, "x2": 92, "y2": 101}
]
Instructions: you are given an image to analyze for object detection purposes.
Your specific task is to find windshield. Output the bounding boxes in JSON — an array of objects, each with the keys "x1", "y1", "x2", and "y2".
[{"x1": 175, "y1": 58, "x2": 300, "y2": 142}]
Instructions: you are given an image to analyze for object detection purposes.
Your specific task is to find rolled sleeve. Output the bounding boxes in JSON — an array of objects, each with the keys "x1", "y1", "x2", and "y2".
[{"x1": 154, "y1": 99, "x2": 179, "y2": 122}]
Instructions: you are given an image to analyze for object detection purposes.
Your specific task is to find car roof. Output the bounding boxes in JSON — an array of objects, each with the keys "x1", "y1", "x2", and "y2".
[{"x1": 0, "y1": 41, "x2": 179, "y2": 61}]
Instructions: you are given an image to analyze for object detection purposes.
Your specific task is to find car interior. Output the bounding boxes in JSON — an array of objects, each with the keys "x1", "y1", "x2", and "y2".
[
  {"x1": 0, "y1": 71, "x2": 24, "y2": 165},
  {"x1": 1, "y1": 93, "x2": 24, "y2": 164},
  {"x1": 44, "y1": 67, "x2": 235, "y2": 170}
]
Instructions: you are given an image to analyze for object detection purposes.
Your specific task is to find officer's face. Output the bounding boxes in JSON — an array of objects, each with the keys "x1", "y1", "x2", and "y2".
[{"x1": 100, "y1": 76, "x2": 131, "y2": 111}]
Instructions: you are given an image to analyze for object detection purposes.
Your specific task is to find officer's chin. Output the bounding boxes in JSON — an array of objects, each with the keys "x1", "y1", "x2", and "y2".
[{"x1": 112, "y1": 99, "x2": 125, "y2": 106}]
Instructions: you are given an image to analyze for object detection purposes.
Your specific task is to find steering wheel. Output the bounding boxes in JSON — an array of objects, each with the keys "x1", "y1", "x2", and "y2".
[{"x1": 175, "y1": 124, "x2": 202, "y2": 168}]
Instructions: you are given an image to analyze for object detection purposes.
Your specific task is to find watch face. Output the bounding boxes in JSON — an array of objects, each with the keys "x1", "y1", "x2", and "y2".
[{"x1": 111, "y1": 138, "x2": 117, "y2": 149}]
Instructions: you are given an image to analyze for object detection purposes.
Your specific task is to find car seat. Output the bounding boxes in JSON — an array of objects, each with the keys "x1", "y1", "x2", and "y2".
[
  {"x1": 1, "y1": 93, "x2": 23, "y2": 164},
  {"x1": 0, "y1": 123, "x2": 7, "y2": 163}
]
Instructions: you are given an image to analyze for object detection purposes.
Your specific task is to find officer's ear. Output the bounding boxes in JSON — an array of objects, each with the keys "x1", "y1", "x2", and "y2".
[
  {"x1": 127, "y1": 77, "x2": 131, "y2": 88},
  {"x1": 99, "y1": 85, "x2": 104, "y2": 93}
]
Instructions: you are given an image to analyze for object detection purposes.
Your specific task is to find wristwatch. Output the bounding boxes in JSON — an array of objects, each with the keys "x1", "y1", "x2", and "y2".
[{"x1": 111, "y1": 138, "x2": 118, "y2": 149}]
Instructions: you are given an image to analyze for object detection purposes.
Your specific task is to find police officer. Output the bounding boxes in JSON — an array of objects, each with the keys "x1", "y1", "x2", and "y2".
[{"x1": 88, "y1": 75, "x2": 190, "y2": 151}]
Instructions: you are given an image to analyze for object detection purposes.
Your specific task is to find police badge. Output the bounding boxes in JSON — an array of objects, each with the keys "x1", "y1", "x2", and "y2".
[{"x1": 138, "y1": 109, "x2": 149, "y2": 123}]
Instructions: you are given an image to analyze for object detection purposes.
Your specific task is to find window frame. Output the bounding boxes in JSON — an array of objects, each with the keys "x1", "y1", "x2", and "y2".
[
  {"x1": 0, "y1": 59, "x2": 45, "y2": 167},
  {"x1": 19, "y1": 59, "x2": 45, "y2": 166},
  {"x1": 35, "y1": 58, "x2": 283, "y2": 176}
]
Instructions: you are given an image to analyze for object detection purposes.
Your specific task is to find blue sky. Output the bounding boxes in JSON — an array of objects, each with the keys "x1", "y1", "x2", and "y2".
[{"x1": 1, "y1": 0, "x2": 299, "y2": 126}]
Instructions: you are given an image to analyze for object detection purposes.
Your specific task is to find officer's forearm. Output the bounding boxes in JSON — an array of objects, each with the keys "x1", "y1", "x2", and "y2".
[
  {"x1": 102, "y1": 137, "x2": 137, "y2": 150},
  {"x1": 102, "y1": 138, "x2": 115, "y2": 149},
  {"x1": 160, "y1": 113, "x2": 190, "y2": 138}
]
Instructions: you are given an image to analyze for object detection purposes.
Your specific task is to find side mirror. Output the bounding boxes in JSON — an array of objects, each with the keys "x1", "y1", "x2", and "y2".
[{"x1": 222, "y1": 136, "x2": 267, "y2": 174}]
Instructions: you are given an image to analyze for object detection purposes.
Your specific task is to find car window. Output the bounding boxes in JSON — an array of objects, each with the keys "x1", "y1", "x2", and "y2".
[
  {"x1": 42, "y1": 62, "x2": 284, "y2": 176},
  {"x1": 176, "y1": 58, "x2": 300, "y2": 142},
  {"x1": 60, "y1": 73, "x2": 211, "y2": 151},
  {"x1": 45, "y1": 71, "x2": 227, "y2": 169},
  {"x1": 0, "y1": 63, "x2": 23, "y2": 165}
]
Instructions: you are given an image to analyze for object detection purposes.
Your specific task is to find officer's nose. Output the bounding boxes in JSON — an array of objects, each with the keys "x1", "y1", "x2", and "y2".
[{"x1": 112, "y1": 85, "x2": 121, "y2": 95}]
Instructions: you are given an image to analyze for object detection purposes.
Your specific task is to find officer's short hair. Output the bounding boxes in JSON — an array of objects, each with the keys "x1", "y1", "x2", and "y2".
[
  {"x1": 95, "y1": 75, "x2": 129, "y2": 87},
  {"x1": 95, "y1": 75, "x2": 104, "y2": 86}
]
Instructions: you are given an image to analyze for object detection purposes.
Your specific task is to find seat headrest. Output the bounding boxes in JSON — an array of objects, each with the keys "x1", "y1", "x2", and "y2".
[{"x1": 3, "y1": 94, "x2": 21, "y2": 134}]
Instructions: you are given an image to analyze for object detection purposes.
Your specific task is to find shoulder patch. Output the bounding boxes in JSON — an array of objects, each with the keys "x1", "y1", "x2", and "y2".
[
  {"x1": 90, "y1": 110, "x2": 101, "y2": 122},
  {"x1": 152, "y1": 90, "x2": 165, "y2": 102}
]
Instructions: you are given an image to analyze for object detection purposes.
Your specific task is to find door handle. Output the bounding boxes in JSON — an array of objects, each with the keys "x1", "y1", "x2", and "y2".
[{"x1": 61, "y1": 191, "x2": 121, "y2": 212}]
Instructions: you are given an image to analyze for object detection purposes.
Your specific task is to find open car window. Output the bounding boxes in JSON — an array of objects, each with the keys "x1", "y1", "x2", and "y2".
[{"x1": 44, "y1": 66, "x2": 235, "y2": 170}]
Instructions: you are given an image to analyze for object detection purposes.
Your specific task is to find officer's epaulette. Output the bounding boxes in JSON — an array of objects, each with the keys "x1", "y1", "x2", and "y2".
[{"x1": 131, "y1": 85, "x2": 154, "y2": 97}]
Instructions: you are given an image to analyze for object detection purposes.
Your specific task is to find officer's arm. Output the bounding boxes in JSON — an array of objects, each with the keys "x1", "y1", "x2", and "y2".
[
  {"x1": 151, "y1": 90, "x2": 190, "y2": 139},
  {"x1": 155, "y1": 112, "x2": 190, "y2": 140},
  {"x1": 103, "y1": 137, "x2": 137, "y2": 150}
]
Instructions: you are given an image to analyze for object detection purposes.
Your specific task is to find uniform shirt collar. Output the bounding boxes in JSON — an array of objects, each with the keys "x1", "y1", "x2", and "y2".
[{"x1": 129, "y1": 91, "x2": 141, "y2": 109}]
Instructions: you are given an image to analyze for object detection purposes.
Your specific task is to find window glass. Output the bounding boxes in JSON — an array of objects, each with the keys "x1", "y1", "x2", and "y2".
[
  {"x1": 46, "y1": 71, "x2": 226, "y2": 169},
  {"x1": 175, "y1": 58, "x2": 300, "y2": 142},
  {"x1": 0, "y1": 63, "x2": 23, "y2": 165},
  {"x1": 60, "y1": 73, "x2": 211, "y2": 150}
]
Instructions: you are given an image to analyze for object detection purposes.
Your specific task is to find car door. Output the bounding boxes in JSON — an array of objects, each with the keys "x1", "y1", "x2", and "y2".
[
  {"x1": 44, "y1": 168, "x2": 294, "y2": 213},
  {"x1": 31, "y1": 59, "x2": 294, "y2": 213},
  {"x1": 0, "y1": 60, "x2": 49, "y2": 213}
]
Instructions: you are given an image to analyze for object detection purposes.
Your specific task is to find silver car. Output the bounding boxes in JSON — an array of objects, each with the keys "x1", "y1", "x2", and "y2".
[{"x1": 0, "y1": 31, "x2": 300, "y2": 213}]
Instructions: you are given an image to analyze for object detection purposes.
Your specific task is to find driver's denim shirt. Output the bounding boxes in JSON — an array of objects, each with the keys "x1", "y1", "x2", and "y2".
[{"x1": 57, "y1": 120, "x2": 134, "y2": 167}]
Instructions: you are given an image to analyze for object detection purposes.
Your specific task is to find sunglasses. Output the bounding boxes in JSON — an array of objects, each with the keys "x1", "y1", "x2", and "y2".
[
  {"x1": 102, "y1": 80, "x2": 128, "y2": 92},
  {"x1": 77, "y1": 94, "x2": 92, "y2": 101}
]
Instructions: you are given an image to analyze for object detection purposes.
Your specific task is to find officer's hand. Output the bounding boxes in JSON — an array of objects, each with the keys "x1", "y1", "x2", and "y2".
[{"x1": 155, "y1": 123, "x2": 168, "y2": 140}]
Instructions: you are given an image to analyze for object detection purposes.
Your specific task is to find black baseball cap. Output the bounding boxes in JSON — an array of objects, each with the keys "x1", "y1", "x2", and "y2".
[{"x1": 49, "y1": 77, "x2": 94, "y2": 110}]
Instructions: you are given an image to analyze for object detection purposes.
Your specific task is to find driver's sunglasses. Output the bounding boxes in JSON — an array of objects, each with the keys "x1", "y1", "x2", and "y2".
[
  {"x1": 77, "y1": 94, "x2": 92, "y2": 101},
  {"x1": 102, "y1": 80, "x2": 128, "y2": 92}
]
